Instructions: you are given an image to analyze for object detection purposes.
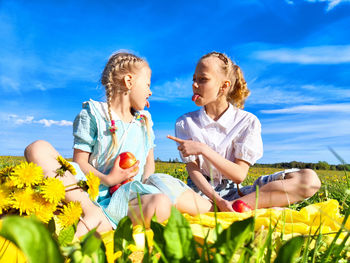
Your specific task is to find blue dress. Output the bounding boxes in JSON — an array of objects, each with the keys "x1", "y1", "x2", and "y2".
[{"x1": 72, "y1": 100, "x2": 188, "y2": 227}]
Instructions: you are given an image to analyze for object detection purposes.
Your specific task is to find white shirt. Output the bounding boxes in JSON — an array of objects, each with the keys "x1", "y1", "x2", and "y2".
[{"x1": 175, "y1": 104, "x2": 263, "y2": 186}]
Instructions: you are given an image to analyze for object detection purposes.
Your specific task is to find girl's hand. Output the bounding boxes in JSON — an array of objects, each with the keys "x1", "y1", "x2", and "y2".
[
  {"x1": 216, "y1": 197, "x2": 234, "y2": 212},
  {"x1": 106, "y1": 155, "x2": 139, "y2": 186},
  {"x1": 167, "y1": 135, "x2": 206, "y2": 157}
]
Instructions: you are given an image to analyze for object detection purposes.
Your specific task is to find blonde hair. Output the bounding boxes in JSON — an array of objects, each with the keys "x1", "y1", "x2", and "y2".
[
  {"x1": 101, "y1": 52, "x2": 151, "y2": 166},
  {"x1": 200, "y1": 52, "x2": 250, "y2": 109}
]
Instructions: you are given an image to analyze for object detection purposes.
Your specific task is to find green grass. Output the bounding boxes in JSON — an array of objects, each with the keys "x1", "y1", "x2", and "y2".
[{"x1": 1, "y1": 155, "x2": 350, "y2": 262}]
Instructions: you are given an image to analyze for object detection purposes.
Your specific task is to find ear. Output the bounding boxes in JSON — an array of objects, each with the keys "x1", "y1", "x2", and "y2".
[
  {"x1": 123, "y1": 74, "x2": 133, "y2": 90},
  {"x1": 221, "y1": 81, "x2": 231, "y2": 90}
]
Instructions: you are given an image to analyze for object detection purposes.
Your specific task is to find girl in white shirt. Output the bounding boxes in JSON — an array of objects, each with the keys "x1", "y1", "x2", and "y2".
[{"x1": 168, "y1": 52, "x2": 321, "y2": 212}]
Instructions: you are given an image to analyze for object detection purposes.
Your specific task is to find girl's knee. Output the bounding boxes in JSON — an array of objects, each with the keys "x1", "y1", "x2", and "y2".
[
  {"x1": 299, "y1": 169, "x2": 321, "y2": 198},
  {"x1": 24, "y1": 140, "x2": 54, "y2": 160},
  {"x1": 25, "y1": 140, "x2": 49, "y2": 155},
  {"x1": 153, "y1": 193, "x2": 172, "y2": 208}
]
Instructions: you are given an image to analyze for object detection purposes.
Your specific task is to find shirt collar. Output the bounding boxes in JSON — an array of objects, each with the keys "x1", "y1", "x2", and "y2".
[
  {"x1": 198, "y1": 103, "x2": 237, "y2": 133},
  {"x1": 99, "y1": 101, "x2": 142, "y2": 126}
]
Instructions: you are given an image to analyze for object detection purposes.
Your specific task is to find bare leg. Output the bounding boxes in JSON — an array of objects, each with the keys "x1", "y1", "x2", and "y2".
[
  {"x1": 175, "y1": 189, "x2": 214, "y2": 215},
  {"x1": 236, "y1": 169, "x2": 321, "y2": 209},
  {"x1": 24, "y1": 140, "x2": 112, "y2": 237},
  {"x1": 128, "y1": 194, "x2": 172, "y2": 227}
]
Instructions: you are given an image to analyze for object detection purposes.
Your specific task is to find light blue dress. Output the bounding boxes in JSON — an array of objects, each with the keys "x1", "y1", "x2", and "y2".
[{"x1": 72, "y1": 100, "x2": 188, "y2": 227}]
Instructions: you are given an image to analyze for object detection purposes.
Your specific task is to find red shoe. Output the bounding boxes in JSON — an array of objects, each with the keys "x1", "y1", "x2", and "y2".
[{"x1": 232, "y1": 200, "x2": 252, "y2": 213}]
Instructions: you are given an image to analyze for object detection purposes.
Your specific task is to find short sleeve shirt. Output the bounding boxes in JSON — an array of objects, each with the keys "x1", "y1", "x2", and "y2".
[
  {"x1": 73, "y1": 99, "x2": 155, "y2": 182},
  {"x1": 175, "y1": 103, "x2": 263, "y2": 186}
]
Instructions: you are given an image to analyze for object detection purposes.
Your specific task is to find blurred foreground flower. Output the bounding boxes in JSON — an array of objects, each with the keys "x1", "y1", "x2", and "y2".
[
  {"x1": 56, "y1": 155, "x2": 77, "y2": 176},
  {"x1": 78, "y1": 171, "x2": 100, "y2": 201},
  {"x1": 10, "y1": 162, "x2": 44, "y2": 188},
  {"x1": 57, "y1": 201, "x2": 82, "y2": 228},
  {"x1": 0, "y1": 157, "x2": 97, "y2": 233},
  {"x1": 40, "y1": 177, "x2": 65, "y2": 205}
]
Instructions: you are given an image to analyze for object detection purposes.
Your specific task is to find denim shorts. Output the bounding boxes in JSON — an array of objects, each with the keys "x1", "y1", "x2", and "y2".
[{"x1": 187, "y1": 168, "x2": 300, "y2": 201}]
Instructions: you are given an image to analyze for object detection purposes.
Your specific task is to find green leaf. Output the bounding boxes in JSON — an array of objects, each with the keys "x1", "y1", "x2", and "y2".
[
  {"x1": 274, "y1": 236, "x2": 304, "y2": 263},
  {"x1": 0, "y1": 215, "x2": 64, "y2": 263},
  {"x1": 47, "y1": 218, "x2": 56, "y2": 235},
  {"x1": 163, "y1": 206, "x2": 198, "y2": 261},
  {"x1": 150, "y1": 219, "x2": 165, "y2": 251},
  {"x1": 80, "y1": 228, "x2": 107, "y2": 262},
  {"x1": 213, "y1": 217, "x2": 254, "y2": 257},
  {"x1": 150, "y1": 220, "x2": 168, "y2": 262},
  {"x1": 114, "y1": 216, "x2": 134, "y2": 252},
  {"x1": 57, "y1": 225, "x2": 75, "y2": 246}
]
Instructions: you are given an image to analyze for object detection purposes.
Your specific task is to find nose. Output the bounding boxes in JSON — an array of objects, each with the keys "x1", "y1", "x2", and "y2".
[{"x1": 192, "y1": 81, "x2": 198, "y2": 89}]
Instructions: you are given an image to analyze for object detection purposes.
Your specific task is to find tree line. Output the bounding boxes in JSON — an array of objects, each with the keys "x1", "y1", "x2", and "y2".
[
  {"x1": 156, "y1": 158, "x2": 349, "y2": 171},
  {"x1": 253, "y1": 161, "x2": 349, "y2": 171}
]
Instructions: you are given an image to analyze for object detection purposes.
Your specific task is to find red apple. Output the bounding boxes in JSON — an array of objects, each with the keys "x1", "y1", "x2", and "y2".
[
  {"x1": 118, "y1": 152, "x2": 137, "y2": 169},
  {"x1": 232, "y1": 200, "x2": 252, "y2": 213},
  {"x1": 121, "y1": 179, "x2": 133, "y2": 185},
  {"x1": 109, "y1": 152, "x2": 137, "y2": 195},
  {"x1": 109, "y1": 184, "x2": 121, "y2": 194}
]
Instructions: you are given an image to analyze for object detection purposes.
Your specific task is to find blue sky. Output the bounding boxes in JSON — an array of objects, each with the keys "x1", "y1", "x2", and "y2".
[{"x1": 1, "y1": 0, "x2": 350, "y2": 164}]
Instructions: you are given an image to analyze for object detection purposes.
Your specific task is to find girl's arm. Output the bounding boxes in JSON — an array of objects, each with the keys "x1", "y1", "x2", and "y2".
[
  {"x1": 73, "y1": 149, "x2": 139, "y2": 187},
  {"x1": 142, "y1": 149, "x2": 155, "y2": 183},
  {"x1": 186, "y1": 161, "x2": 234, "y2": 212},
  {"x1": 168, "y1": 135, "x2": 250, "y2": 184},
  {"x1": 201, "y1": 145, "x2": 250, "y2": 184}
]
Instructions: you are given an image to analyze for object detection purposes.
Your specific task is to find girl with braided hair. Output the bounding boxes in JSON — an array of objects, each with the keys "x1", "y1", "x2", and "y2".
[
  {"x1": 25, "y1": 51, "x2": 214, "y2": 237},
  {"x1": 169, "y1": 52, "x2": 321, "y2": 212}
]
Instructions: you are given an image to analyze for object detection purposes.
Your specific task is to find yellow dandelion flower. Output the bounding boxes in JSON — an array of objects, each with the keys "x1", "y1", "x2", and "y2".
[
  {"x1": 86, "y1": 171, "x2": 100, "y2": 201},
  {"x1": 10, "y1": 162, "x2": 44, "y2": 188},
  {"x1": 0, "y1": 166, "x2": 14, "y2": 177},
  {"x1": 57, "y1": 201, "x2": 82, "y2": 228},
  {"x1": 11, "y1": 187, "x2": 36, "y2": 215},
  {"x1": 33, "y1": 194, "x2": 57, "y2": 223},
  {"x1": 41, "y1": 177, "x2": 65, "y2": 204},
  {"x1": 3, "y1": 177, "x2": 16, "y2": 189},
  {"x1": 56, "y1": 156, "x2": 76, "y2": 175},
  {"x1": 0, "y1": 184, "x2": 12, "y2": 214}
]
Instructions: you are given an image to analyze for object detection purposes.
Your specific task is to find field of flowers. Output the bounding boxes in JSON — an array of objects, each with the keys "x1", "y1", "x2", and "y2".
[
  {"x1": 1, "y1": 156, "x2": 349, "y2": 262},
  {"x1": 155, "y1": 162, "x2": 349, "y2": 208}
]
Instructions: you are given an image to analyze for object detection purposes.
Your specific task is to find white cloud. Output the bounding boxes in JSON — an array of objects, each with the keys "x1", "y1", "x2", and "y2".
[
  {"x1": 305, "y1": 0, "x2": 350, "y2": 11},
  {"x1": 8, "y1": 114, "x2": 72, "y2": 127},
  {"x1": 287, "y1": 0, "x2": 350, "y2": 11},
  {"x1": 35, "y1": 119, "x2": 73, "y2": 127},
  {"x1": 261, "y1": 103, "x2": 350, "y2": 114},
  {"x1": 0, "y1": 76, "x2": 20, "y2": 92},
  {"x1": 254, "y1": 45, "x2": 350, "y2": 64},
  {"x1": 259, "y1": 112, "x2": 350, "y2": 163},
  {"x1": 262, "y1": 118, "x2": 350, "y2": 135},
  {"x1": 247, "y1": 83, "x2": 317, "y2": 105}
]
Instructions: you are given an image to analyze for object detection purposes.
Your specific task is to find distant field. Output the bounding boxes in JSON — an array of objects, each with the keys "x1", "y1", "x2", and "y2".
[
  {"x1": 0, "y1": 156, "x2": 345, "y2": 184},
  {"x1": 1, "y1": 156, "x2": 346, "y2": 205}
]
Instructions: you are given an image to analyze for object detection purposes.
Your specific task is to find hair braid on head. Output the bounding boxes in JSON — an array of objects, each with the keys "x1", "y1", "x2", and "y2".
[
  {"x1": 200, "y1": 52, "x2": 250, "y2": 109},
  {"x1": 101, "y1": 52, "x2": 150, "y2": 167}
]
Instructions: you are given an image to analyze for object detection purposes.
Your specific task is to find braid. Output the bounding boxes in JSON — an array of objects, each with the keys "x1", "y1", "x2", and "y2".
[
  {"x1": 101, "y1": 52, "x2": 148, "y2": 166},
  {"x1": 200, "y1": 52, "x2": 250, "y2": 109}
]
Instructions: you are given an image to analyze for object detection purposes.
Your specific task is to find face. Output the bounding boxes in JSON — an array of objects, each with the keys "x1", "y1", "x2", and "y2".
[
  {"x1": 129, "y1": 65, "x2": 152, "y2": 111},
  {"x1": 192, "y1": 57, "x2": 226, "y2": 106}
]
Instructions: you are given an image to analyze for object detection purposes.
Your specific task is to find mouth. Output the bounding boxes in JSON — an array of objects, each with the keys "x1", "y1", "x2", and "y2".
[
  {"x1": 192, "y1": 93, "x2": 200, "y2": 102},
  {"x1": 145, "y1": 97, "x2": 150, "y2": 108}
]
